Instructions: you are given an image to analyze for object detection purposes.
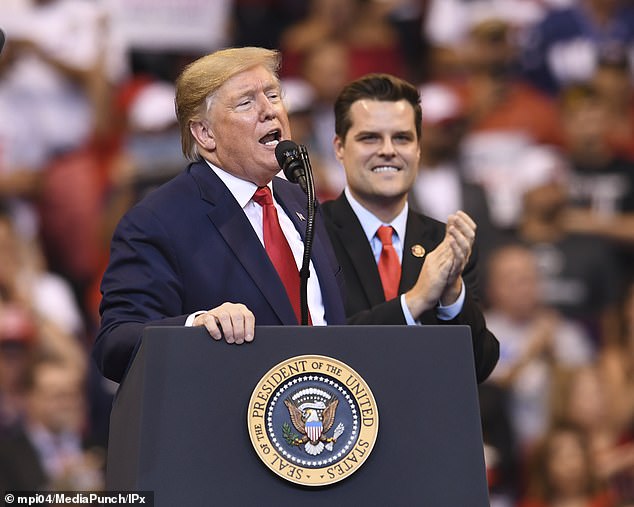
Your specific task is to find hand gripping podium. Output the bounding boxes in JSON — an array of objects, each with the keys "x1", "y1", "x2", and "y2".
[{"x1": 107, "y1": 325, "x2": 489, "y2": 506}]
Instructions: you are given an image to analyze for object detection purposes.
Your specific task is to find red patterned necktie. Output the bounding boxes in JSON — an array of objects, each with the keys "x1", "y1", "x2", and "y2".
[
  {"x1": 376, "y1": 225, "x2": 401, "y2": 300},
  {"x1": 252, "y1": 186, "x2": 305, "y2": 324}
]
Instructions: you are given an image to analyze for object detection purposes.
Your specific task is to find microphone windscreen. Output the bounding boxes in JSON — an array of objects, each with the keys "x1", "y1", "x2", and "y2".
[{"x1": 275, "y1": 140, "x2": 299, "y2": 169}]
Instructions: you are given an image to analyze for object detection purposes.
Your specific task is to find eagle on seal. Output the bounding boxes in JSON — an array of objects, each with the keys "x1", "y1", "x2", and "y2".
[{"x1": 284, "y1": 397, "x2": 340, "y2": 456}]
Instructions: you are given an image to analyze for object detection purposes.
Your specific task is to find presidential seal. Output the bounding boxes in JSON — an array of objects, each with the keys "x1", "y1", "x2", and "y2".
[{"x1": 247, "y1": 355, "x2": 379, "y2": 486}]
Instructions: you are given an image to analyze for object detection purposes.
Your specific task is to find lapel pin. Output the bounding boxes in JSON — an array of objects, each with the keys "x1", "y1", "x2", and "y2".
[
  {"x1": 295, "y1": 211, "x2": 306, "y2": 221},
  {"x1": 411, "y1": 244, "x2": 425, "y2": 258}
]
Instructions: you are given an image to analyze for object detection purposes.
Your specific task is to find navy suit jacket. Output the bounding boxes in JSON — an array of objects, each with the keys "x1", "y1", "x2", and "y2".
[
  {"x1": 93, "y1": 161, "x2": 346, "y2": 382},
  {"x1": 321, "y1": 192, "x2": 499, "y2": 383}
]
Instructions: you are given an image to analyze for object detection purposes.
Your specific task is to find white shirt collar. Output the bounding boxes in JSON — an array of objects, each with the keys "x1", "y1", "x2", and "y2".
[
  {"x1": 344, "y1": 186, "x2": 408, "y2": 242},
  {"x1": 203, "y1": 159, "x2": 271, "y2": 208}
]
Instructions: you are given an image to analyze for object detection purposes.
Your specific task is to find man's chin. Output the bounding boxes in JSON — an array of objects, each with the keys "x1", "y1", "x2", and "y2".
[{"x1": 249, "y1": 165, "x2": 280, "y2": 186}]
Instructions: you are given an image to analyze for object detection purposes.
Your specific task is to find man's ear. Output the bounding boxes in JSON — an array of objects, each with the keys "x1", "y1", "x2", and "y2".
[
  {"x1": 190, "y1": 121, "x2": 216, "y2": 151},
  {"x1": 333, "y1": 136, "x2": 345, "y2": 163}
]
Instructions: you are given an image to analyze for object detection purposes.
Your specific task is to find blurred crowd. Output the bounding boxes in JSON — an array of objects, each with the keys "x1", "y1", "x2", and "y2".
[{"x1": 0, "y1": 0, "x2": 633, "y2": 504}]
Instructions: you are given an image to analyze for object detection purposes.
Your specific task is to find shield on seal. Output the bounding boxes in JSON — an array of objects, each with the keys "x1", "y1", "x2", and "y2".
[{"x1": 306, "y1": 419, "x2": 323, "y2": 442}]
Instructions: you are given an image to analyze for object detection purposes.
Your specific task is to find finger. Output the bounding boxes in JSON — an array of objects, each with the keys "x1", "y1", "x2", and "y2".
[
  {"x1": 447, "y1": 225, "x2": 472, "y2": 254},
  {"x1": 202, "y1": 313, "x2": 224, "y2": 341},
  {"x1": 230, "y1": 308, "x2": 246, "y2": 344},
  {"x1": 450, "y1": 216, "x2": 476, "y2": 243},
  {"x1": 455, "y1": 210, "x2": 476, "y2": 229},
  {"x1": 425, "y1": 245, "x2": 450, "y2": 273},
  {"x1": 213, "y1": 311, "x2": 235, "y2": 344},
  {"x1": 244, "y1": 309, "x2": 255, "y2": 343},
  {"x1": 447, "y1": 212, "x2": 476, "y2": 243},
  {"x1": 447, "y1": 234, "x2": 469, "y2": 272}
]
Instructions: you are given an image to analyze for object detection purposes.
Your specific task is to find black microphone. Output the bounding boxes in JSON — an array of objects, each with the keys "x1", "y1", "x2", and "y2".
[
  {"x1": 0, "y1": 29, "x2": 5, "y2": 55},
  {"x1": 274, "y1": 139, "x2": 315, "y2": 325},
  {"x1": 275, "y1": 140, "x2": 307, "y2": 194}
]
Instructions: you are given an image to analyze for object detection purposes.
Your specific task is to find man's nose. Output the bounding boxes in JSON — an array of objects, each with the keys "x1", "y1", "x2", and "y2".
[
  {"x1": 378, "y1": 137, "x2": 396, "y2": 157},
  {"x1": 258, "y1": 94, "x2": 277, "y2": 121}
]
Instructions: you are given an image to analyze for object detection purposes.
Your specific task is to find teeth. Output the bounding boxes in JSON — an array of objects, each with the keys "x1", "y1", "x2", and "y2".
[
  {"x1": 264, "y1": 139, "x2": 279, "y2": 146},
  {"x1": 372, "y1": 166, "x2": 399, "y2": 173}
]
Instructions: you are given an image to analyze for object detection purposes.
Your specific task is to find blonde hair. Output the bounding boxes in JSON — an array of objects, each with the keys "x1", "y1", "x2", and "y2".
[{"x1": 175, "y1": 47, "x2": 281, "y2": 161}]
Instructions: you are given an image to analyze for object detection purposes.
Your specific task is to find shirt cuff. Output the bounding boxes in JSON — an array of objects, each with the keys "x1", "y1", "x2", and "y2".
[
  {"x1": 400, "y1": 294, "x2": 418, "y2": 325},
  {"x1": 436, "y1": 280, "x2": 466, "y2": 321},
  {"x1": 185, "y1": 310, "x2": 207, "y2": 327}
]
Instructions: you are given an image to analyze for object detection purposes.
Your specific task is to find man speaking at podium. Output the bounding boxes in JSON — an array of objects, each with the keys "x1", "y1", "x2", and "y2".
[
  {"x1": 321, "y1": 74, "x2": 499, "y2": 382},
  {"x1": 93, "y1": 47, "x2": 346, "y2": 383}
]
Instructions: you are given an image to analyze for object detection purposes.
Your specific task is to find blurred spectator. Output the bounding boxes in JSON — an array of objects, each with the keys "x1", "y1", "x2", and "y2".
[
  {"x1": 520, "y1": 0, "x2": 634, "y2": 96},
  {"x1": 516, "y1": 150, "x2": 623, "y2": 344},
  {"x1": 561, "y1": 84, "x2": 634, "y2": 219},
  {"x1": 558, "y1": 84, "x2": 634, "y2": 287},
  {"x1": 596, "y1": 281, "x2": 634, "y2": 503},
  {"x1": 37, "y1": 146, "x2": 108, "y2": 326},
  {"x1": 0, "y1": 205, "x2": 88, "y2": 443},
  {"x1": 484, "y1": 243, "x2": 595, "y2": 450},
  {"x1": 109, "y1": 79, "x2": 182, "y2": 202},
  {"x1": 591, "y1": 51, "x2": 634, "y2": 161},
  {"x1": 0, "y1": 356, "x2": 104, "y2": 493},
  {"x1": 279, "y1": 0, "x2": 406, "y2": 79},
  {"x1": 0, "y1": 43, "x2": 46, "y2": 242},
  {"x1": 411, "y1": 82, "x2": 498, "y2": 260},
  {"x1": 453, "y1": 16, "x2": 564, "y2": 145},
  {"x1": 278, "y1": 0, "x2": 354, "y2": 77},
  {"x1": 0, "y1": 304, "x2": 36, "y2": 433},
  {"x1": 550, "y1": 365, "x2": 634, "y2": 505},
  {"x1": 0, "y1": 205, "x2": 84, "y2": 339},
  {"x1": 0, "y1": 0, "x2": 128, "y2": 151},
  {"x1": 518, "y1": 422, "x2": 616, "y2": 507},
  {"x1": 560, "y1": 84, "x2": 634, "y2": 219},
  {"x1": 599, "y1": 282, "x2": 634, "y2": 442}
]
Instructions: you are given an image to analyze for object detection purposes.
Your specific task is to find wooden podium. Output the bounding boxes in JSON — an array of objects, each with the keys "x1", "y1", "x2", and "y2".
[{"x1": 107, "y1": 325, "x2": 489, "y2": 506}]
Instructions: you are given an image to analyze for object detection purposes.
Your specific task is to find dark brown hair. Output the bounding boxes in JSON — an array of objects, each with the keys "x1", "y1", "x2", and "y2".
[{"x1": 334, "y1": 73, "x2": 422, "y2": 141}]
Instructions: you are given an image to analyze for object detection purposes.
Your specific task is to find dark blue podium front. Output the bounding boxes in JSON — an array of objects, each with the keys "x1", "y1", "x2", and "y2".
[{"x1": 107, "y1": 325, "x2": 489, "y2": 506}]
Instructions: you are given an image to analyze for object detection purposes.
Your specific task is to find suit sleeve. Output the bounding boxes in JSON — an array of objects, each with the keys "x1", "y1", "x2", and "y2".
[
  {"x1": 93, "y1": 206, "x2": 190, "y2": 383},
  {"x1": 346, "y1": 298, "x2": 408, "y2": 325},
  {"x1": 446, "y1": 241, "x2": 499, "y2": 383},
  {"x1": 446, "y1": 291, "x2": 499, "y2": 383}
]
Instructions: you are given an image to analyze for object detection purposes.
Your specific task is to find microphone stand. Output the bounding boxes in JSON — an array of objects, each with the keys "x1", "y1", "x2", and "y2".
[{"x1": 298, "y1": 145, "x2": 315, "y2": 326}]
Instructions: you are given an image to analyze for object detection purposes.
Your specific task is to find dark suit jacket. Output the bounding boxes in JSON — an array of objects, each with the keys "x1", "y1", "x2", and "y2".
[
  {"x1": 321, "y1": 192, "x2": 499, "y2": 383},
  {"x1": 93, "y1": 161, "x2": 346, "y2": 382}
]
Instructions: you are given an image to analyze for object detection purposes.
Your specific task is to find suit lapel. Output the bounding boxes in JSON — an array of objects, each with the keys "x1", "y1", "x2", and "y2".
[
  {"x1": 400, "y1": 211, "x2": 429, "y2": 293},
  {"x1": 191, "y1": 164, "x2": 296, "y2": 324},
  {"x1": 327, "y1": 194, "x2": 386, "y2": 306}
]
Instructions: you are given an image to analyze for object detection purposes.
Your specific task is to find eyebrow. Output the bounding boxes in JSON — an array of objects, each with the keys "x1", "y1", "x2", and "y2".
[
  {"x1": 231, "y1": 79, "x2": 280, "y2": 98},
  {"x1": 354, "y1": 129, "x2": 415, "y2": 137}
]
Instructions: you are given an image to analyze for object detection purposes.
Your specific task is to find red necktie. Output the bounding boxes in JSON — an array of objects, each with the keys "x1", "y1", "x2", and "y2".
[
  {"x1": 376, "y1": 225, "x2": 401, "y2": 300},
  {"x1": 252, "y1": 186, "x2": 303, "y2": 324}
]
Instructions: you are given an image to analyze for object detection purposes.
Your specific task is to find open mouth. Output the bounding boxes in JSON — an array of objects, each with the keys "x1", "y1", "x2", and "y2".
[
  {"x1": 371, "y1": 166, "x2": 400, "y2": 173},
  {"x1": 259, "y1": 129, "x2": 281, "y2": 146}
]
